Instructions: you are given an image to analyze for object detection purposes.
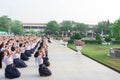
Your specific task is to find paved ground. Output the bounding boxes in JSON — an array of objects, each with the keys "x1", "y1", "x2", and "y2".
[{"x1": 0, "y1": 40, "x2": 120, "y2": 80}]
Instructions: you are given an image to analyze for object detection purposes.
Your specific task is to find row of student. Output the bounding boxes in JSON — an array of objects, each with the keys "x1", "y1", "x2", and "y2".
[
  {"x1": 0, "y1": 36, "x2": 40, "y2": 79},
  {"x1": 34, "y1": 36, "x2": 52, "y2": 76}
]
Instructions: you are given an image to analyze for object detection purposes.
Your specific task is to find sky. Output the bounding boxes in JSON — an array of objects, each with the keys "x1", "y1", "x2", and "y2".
[{"x1": 0, "y1": 0, "x2": 120, "y2": 24}]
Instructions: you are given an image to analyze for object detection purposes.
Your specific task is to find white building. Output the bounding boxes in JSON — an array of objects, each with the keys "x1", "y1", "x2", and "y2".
[{"x1": 23, "y1": 23, "x2": 47, "y2": 33}]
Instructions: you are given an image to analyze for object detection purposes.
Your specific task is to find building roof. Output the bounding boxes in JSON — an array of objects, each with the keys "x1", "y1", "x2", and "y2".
[{"x1": 22, "y1": 23, "x2": 47, "y2": 25}]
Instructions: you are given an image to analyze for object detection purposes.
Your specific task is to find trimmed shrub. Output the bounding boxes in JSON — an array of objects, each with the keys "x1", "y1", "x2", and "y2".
[
  {"x1": 84, "y1": 40, "x2": 102, "y2": 44},
  {"x1": 112, "y1": 40, "x2": 120, "y2": 44},
  {"x1": 105, "y1": 36, "x2": 112, "y2": 42},
  {"x1": 73, "y1": 33, "x2": 82, "y2": 39},
  {"x1": 68, "y1": 33, "x2": 82, "y2": 43},
  {"x1": 96, "y1": 33, "x2": 101, "y2": 40}
]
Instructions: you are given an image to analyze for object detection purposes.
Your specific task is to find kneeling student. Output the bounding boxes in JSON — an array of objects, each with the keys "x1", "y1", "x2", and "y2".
[
  {"x1": 0, "y1": 50, "x2": 21, "y2": 79},
  {"x1": 34, "y1": 50, "x2": 52, "y2": 76}
]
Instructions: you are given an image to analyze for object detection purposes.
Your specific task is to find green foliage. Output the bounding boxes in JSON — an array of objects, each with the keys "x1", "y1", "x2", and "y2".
[
  {"x1": 45, "y1": 21, "x2": 60, "y2": 35},
  {"x1": 60, "y1": 20, "x2": 73, "y2": 31},
  {"x1": 112, "y1": 40, "x2": 120, "y2": 44},
  {"x1": 84, "y1": 40, "x2": 102, "y2": 44},
  {"x1": 0, "y1": 15, "x2": 11, "y2": 32},
  {"x1": 73, "y1": 33, "x2": 82, "y2": 39},
  {"x1": 68, "y1": 44, "x2": 120, "y2": 71},
  {"x1": 73, "y1": 22, "x2": 88, "y2": 34},
  {"x1": 0, "y1": 15, "x2": 24, "y2": 35},
  {"x1": 96, "y1": 33, "x2": 101, "y2": 40},
  {"x1": 105, "y1": 36, "x2": 112, "y2": 42},
  {"x1": 112, "y1": 18, "x2": 120, "y2": 40},
  {"x1": 29, "y1": 29, "x2": 36, "y2": 35},
  {"x1": 68, "y1": 33, "x2": 82, "y2": 43},
  {"x1": 94, "y1": 20, "x2": 112, "y2": 34},
  {"x1": 11, "y1": 20, "x2": 24, "y2": 35}
]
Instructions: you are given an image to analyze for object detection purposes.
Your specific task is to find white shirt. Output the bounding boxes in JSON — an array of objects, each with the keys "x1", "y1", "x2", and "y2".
[
  {"x1": 26, "y1": 45, "x2": 31, "y2": 50},
  {"x1": 32, "y1": 43, "x2": 35, "y2": 49},
  {"x1": 13, "y1": 53, "x2": 20, "y2": 59},
  {"x1": 2, "y1": 56, "x2": 13, "y2": 65},
  {"x1": 36, "y1": 56, "x2": 43, "y2": 65},
  {"x1": 21, "y1": 47, "x2": 25, "y2": 53}
]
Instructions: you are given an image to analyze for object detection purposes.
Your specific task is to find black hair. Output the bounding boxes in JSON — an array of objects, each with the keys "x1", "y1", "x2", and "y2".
[
  {"x1": 38, "y1": 42, "x2": 43, "y2": 50},
  {"x1": 34, "y1": 51, "x2": 39, "y2": 58},
  {"x1": 0, "y1": 51, "x2": 4, "y2": 68},
  {"x1": 19, "y1": 43, "x2": 22, "y2": 47},
  {"x1": 0, "y1": 42, "x2": 4, "y2": 49}
]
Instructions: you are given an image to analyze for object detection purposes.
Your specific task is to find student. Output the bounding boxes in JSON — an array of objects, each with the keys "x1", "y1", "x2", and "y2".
[
  {"x1": 24, "y1": 41, "x2": 32, "y2": 57},
  {"x1": 20, "y1": 43, "x2": 29, "y2": 61},
  {"x1": 34, "y1": 50, "x2": 52, "y2": 76},
  {"x1": 0, "y1": 49, "x2": 21, "y2": 79},
  {"x1": 39, "y1": 37, "x2": 50, "y2": 67},
  {"x1": 13, "y1": 46, "x2": 27, "y2": 68}
]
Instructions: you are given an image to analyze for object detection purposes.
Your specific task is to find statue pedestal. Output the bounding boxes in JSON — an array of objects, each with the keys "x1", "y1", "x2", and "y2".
[
  {"x1": 64, "y1": 42, "x2": 68, "y2": 47},
  {"x1": 76, "y1": 46, "x2": 82, "y2": 54}
]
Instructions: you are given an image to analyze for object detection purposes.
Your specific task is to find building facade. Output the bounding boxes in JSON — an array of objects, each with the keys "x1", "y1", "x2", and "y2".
[{"x1": 23, "y1": 23, "x2": 47, "y2": 33}]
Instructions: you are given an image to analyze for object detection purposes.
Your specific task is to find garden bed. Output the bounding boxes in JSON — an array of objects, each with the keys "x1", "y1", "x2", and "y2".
[{"x1": 68, "y1": 44, "x2": 120, "y2": 73}]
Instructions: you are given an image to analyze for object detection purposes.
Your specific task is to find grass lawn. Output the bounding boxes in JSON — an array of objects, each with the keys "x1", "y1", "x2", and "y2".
[{"x1": 68, "y1": 44, "x2": 120, "y2": 71}]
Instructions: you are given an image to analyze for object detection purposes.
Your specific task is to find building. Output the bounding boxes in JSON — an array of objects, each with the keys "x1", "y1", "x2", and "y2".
[{"x1": 22, "y1": 23, "x2": 47, "y2": 34}]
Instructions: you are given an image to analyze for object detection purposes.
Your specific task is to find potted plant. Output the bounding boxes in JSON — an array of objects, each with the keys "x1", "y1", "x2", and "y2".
[{"x1": 73, "y1": 33, "x2": 84, "y2": 54}]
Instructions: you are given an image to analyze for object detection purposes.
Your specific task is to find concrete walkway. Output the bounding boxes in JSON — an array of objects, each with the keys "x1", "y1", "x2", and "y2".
[{"x1": 0, "y1": 40, "x2": 120, "y2": 80}]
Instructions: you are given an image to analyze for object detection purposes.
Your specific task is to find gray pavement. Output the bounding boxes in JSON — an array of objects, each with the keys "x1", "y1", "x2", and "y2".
[{"x1": 0, "y1": 40, "x2": 120, "y2": 80}]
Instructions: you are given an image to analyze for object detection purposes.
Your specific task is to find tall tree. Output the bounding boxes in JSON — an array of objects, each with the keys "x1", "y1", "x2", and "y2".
[
  {"x1": 112, "y1": 18, "x2": 120, "y2": 40},
  {"x1": 94, "y1": 20, "x2": 111, "y2": 34},
  {"x1": 44, "y1": 21, "x2": 60, "y2": 35},
  {"x1": 73, "y1": 22, "x2": 88, "y2": 34},
  {"x1": 60, "y1": 21, "x2": 73, "y2": 32},
  {"x1": 11, "y1": 20, "x2": 24, "y2": 35},
  {"x1": 0, "y1": 15, "x2": 11, "y2": 32}
]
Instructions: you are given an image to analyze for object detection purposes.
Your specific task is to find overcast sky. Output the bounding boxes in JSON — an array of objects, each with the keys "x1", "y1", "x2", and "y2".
[{"x1": 0, "y1": 0, "x2": 120, "y2": 24}]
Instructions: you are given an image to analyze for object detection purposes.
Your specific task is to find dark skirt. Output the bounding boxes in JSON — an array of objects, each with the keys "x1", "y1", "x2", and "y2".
[
  {"x1": 20, "y1": 53, "x2": 29, "y2": 61},
  {"x1": 43, "y1": 57, "x2": 50, "y2": 67},
  {"x1": 25, "y1": 50, "x2": 32, "y2": 57},
  {"x1": 5, "y1": 64, "x2": 21, "y2": 79},
  {"x1": 14, "y1": 58, "x2": 27, "y2": 68},
  {"x1": 39, "y1": 64, "x2": 52, "y2": 76},
  {"x1": 29, "y1": 49, "x2": 34, "y2": 54}
]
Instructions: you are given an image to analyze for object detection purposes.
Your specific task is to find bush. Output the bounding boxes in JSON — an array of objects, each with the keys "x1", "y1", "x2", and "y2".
[
  {"x1": 96, "y1": 33, "x2": 101, "y2": 40},
  {"x1": 84, "y1": 40, "x2": 102, "y2": 44},
  {"x1": 68, "y1": 33, "x2": 82, "y2": 43},
  {"x1": 68, "y1": 39, "x2": 74, "y2": 43},
  {"x1": 73, "y1": 33, "x2": 82, "y2": 39},
  {"x1": 105, "y1": 36, "x2": 111, "y2": 42}
]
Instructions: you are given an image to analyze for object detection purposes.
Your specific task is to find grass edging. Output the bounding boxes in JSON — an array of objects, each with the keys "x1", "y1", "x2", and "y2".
[{"x1": 68, "y1": 46, "x2": 120, "y2": 73}]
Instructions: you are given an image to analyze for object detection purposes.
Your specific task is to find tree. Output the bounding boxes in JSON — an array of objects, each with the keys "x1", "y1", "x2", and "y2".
[
  {"x1": 96, "y1": 33, "x2": 101, "y2": 40},
  {"x1": 94, "y1": 20, "x2": 112, "y2": 34},
  {"x1": 73, "y1": 22, "x2": 88, "y2": 35},
  {"x1": 11, "y1": 20, "x2": 24, "y2": 35},
  {"x1": 44, "y1": 21, "x2": 60, "y2": 35},
  {"x1": 29, "y1": 29, "x2": 36, "y2": 35},
  {"x1": 60, "y1": 20, "x2": 73, "y2": 32},
  {"x1": 112, "y1": 18, "x2": 120, "y2": 40},
  {"x1": 0, "y1": 15, "x2": 11, "y2": 32}
]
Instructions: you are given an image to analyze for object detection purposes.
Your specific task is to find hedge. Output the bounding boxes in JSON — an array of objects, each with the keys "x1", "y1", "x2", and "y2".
[
  {"x1": 83, "y1": 40, "x2": 102, "y2": 44},
  {"x1": 112, "y1": 40, "x2": 120, "y2": 44}
]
